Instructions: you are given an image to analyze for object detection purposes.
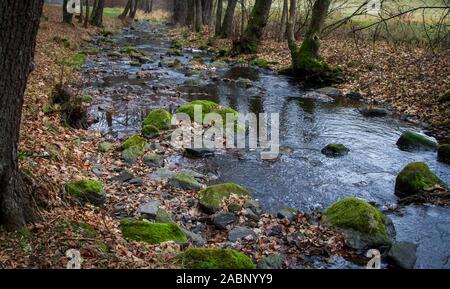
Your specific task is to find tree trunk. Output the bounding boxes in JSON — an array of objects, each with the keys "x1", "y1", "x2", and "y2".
[
  {"x1": 230, "y1": 0, "x2": 272, "y2": 55},
  {"x1": 84, "y1": 0, "x2": 90, "y2": 27},
  {"x1": 195, "y1": 0, "x2": 203, "y2": 32},
  {"x1": 130, "y1": 0, "x2": 139, "y2": 19},
  {"x1": 120, "y1": 0, "x2": 132, "y2": 19},
  {"x1": 201, "y1": 0, "x2": 212, "y2": 25},
  {"x1": 285, "y1": 0, "x2": 341, "y2": 86},
  {"x1": 78, "y1": 0, "x2": 84, "y2": 23},
  {"x1": 173, "y1": 0, "x2": 188, "y2": 25},
  {"x1": 240, "y1": 0, "x2": 246, "y2": 36},
  {"x1": 214, "y1": 0, "x2": 223, "y2": 36},
  {"x1": 91, "y1": 0, "x2": 105, "y2": 26},
  {"x1": 220, "y1": 0, "x2": 238, "y2": 38},
  {"x1": 63, "y1": 0, "x2": 73, "y2": 24},
  {"x1": 279, "y1": 0, "x2": 288, "y2": 41},
  {"x1": 0, "y1": 0, "x2": 44, "y2": 230},
  {"x1": 187, "y1": 0, "x2": 195, "y2": 27}
]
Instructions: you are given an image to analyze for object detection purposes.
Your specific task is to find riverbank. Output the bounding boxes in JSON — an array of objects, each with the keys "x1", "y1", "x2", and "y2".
[{"x1": 167, "y1": 27, "x2": 450, "y2": 143}]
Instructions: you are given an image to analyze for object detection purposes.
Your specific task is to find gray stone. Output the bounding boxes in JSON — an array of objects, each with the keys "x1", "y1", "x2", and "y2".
[
  {"x1": 277, "y1": 208, "x2": 297, "y2": 221},
  {"x1": 303, "y1": 91, "x2": 334, "y2": 102},
  {"x1": 315, "y1": 87, "x2": 343, "y2": 97},
  {"x1": 257, "y1": 254, "x2": 285, "y2": 269},
  {"x1": 345, "y1": 91, "x2": 362, "y2": 100},
  {"x1": 168, "y1": 173, "x2": 201, "y2": 190},
  {"x1": 358, "y1": 107, "x2": 389, "y2": 117},
  {"x1": 243, "y1": 209, "x2": 260, "y2": 221},
  {"x1": 91, "y1": 164, "x2": 103, "y2": 177},
  {"x1": 228, "y1": 226, "x2": 257, "y2": 242},
  {"x1": 244, "y1": 199, "x2": 263, "y2": 216},
  {"x1": 388, "y1": 241, "x2": 417, "y2": 269},
  {"x1": 184, "y1": 148, "x2": 215, "y2": 158},
  {"x1": 149, "y1": 168, "x2": 174, "y2": 181},
  {"x1": 143, "y1": 153, "x2": 164, "y2": 167},
  {"x1": 212, "y1": 212, "x2": 239, "y2": 229},
  {"x1": 181, "y1": 228, "x2": 207, "y2": 246},
  {"x1": 180, "y1": 169, "x2": 205, "y2": 179},
  {"x1": 111, "y1": 170, "x2": 134, "y2": 182},
  {"x1": 128, "y1": 177, "x2": 143, "y2": 186},
  {"x1": 139, "y1": 200, "x2": 161, "y2": 219}
]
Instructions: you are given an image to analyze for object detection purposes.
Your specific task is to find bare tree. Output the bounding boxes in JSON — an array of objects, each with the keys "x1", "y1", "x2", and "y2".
[
  {"x1": 220, "y1": 0, "x2": 238, "y2": 38},
  {"x1": 215, "y1": 0, "x2": 223, "y2": 35},
  {"x1": 63, "y1": 0, "x2": 73, "y2": 24},
  {"x1": 0, "y1": 0, "x2": 44, "y2": 229},
  {"x1": 279, "y1": 0, "x2": 288, "y2": 40},
  {"x1": 91, "y1": 0, "x2": 105, "y2": 26}
]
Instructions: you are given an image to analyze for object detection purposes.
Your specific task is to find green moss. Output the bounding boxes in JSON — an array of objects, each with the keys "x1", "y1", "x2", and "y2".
[
  {"x1": 178, "y1": 248, "x2": 255, "y2": 269},
  {"x1": 142, "y1": 124, "x2": 160, "y2": 138},
  {"x1": 396, "y1": 131, "x2": 437, "y2": 151},
  {"x1": 176, "y1": 100, "x2": 238, "y2": 124},
  {"x1": 322, "y1": 197, "x2": 389, "y2": 241},
  {"x1": 251, "y1": 58, "x2": 270, "y2": 68},
  {"x1": 65, "y1": 179, "x2": 104, "y2": 198},
  {"x1": 65, "y1": 221, "x2": 97, "y2": 238},
  {"x1": 80, "y1": 94, "x2": 93, "y2": 103},
  {"x1": 60, "y1": 53, "x2": 86, "y2": 69},
  {"x1": 167, "y1": 48, "x2": 183, "y2": 56},
  {"x1": 143, "y1": 109, "x2": 172, "y2": 130},
  {"x1": 437, "y1": 144, "x2": 450, "y2": 164},
  {"x1": 198, "y1": 183, "x2": 250, "y2": 214},
  {"x1": 120, "y1": 220, "x2": 187, "y2": 244},
  {"x1": 190, "y1": 55, "x2": 204, "y2": 64},
  {"x1": 122, "y1": 135, "x2": 147, "y2": 150},
  {"x1": 98, "y1": 142, "x2": 113, "y2": 152},
  {"x1": 171, "y1": 39, "x2": 188, "y2": 49},
  {"x1": 168, "y1": 173, "x2": 201, "y2": 190},
  {"x1": 321, "y1": 143, "x2": 349, "y2": 157},
  {"x1": 437, "y1": 90, "x2": 450, "y2": 103},
  {"x1": 395, "y1": 162, "x2": 445, "y2": 198},
  {"x1": 122, "y1": 146, "x2": 144, "y2": 163},
  {"x1": 155, "y1": 208, "x2": 174, "y2": 223}
]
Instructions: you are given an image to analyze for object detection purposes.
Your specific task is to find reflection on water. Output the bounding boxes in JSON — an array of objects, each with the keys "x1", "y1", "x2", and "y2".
[{"x1": 84, "y1": 21, "x2": 450, "y2": 268}]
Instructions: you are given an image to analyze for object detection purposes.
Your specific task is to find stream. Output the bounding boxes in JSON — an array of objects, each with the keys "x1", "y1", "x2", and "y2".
[{"x1": 82, "y1": 21, "x2": 450, "y2": 269}]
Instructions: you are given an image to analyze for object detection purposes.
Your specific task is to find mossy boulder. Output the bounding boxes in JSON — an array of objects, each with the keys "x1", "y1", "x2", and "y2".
[
  {"x1": 98, "y1": 142, "x2": 113, "y2": 152},
  {"x1": 437, "y1": 144, "x2": 450, "y2": 164},
  {"x1": 395, "y1": 162, "x2": 445, "y2": 198},
  {"x1": 143, "y1": 152, "x2": 164, "y2": 167},
  {"x1": 143, "y1": 108, "x2": 172, "y2": 130},
  {"x1": 122, "y1": 146, "x2": 145, "y2": 163},
  {"x1": 176, "y1": 100, "x2": 238, "y2": 123},
  {"x1": 177, "y1": 248, "x2": 255, "y2": 269},
  {"x1": 122, "y1": 135, "x2": 147, "y2": 150},
  {"x1": 142, "y1": 124, "x2": 160, "y2": 138},
  {"x1": 321, "y1": 144, "x2": 349, "y2": 157},
  {"x1": 251, "y1": 58, "x2": 270, "y2": 69},
  {"x1": 120, "y1": 220, "x2": 187, "y2": 244},
  {"x1": 65, "y1": 179, "x2": 106, "y2": 206},
  {"x1": 198, "y1": 183, "x2": 250, "y2": 214},
  {"x1": 396, "y1": 131, "x2": 437, "y2": 152},
  {"x1": 437, "y1": 90, "x2": 450, "y2": 103},
  {"x1": 322, "y1": 197, "x2": 394, "y2": 250},
  {"x1": 168, "y1": 173, "x2": 201, "y2": 190}
]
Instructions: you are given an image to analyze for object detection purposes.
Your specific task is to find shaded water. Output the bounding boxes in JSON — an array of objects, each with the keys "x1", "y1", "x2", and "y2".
[{"x1": 84, "y1": 22, "x2": 450, "y2": 268}]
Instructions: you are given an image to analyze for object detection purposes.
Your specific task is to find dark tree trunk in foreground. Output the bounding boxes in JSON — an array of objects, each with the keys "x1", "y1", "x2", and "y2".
[
  {"x1": 194, "y1": 0, "x2": 203, "y2": 32},
  {"x1": 0, "y1": 0, "x2": 44, "y2": 229},
  {"x1": 284, "y1": 0, "x2": 342, "y2": 86},
  {"x1": 130, "y1": 0, "x2": 139, "y2": 19},
  {"x1": 120, "y1": 0, "x2": 132, "y2": 19},
  {"x1": 220, "y1": 0, "x2": 238, "y2": 38},
  {"x1": 84, "y1": 0, "x2": 90, "y2": 27},
  {"x1": 91, "y1": 0, "x2": 105, "y2": 27},
  {"x1": 173, "y1": 0, "x2": 188, "y2": 25},
  {"x1": 63, "y1": 0, "x2": 73, "y2": 24},
  {"x1": 230, "y1": 0, "x2": 272, "y2": 55},
  {"x1": 214, "y1": 0, "x2": 223, "y2": 36},
  {"x1": 187, "y1": 0, "x2": 195, "y2": 27},
  {"x1": 78, "y1": 0, "x2": 83, "y2": 23}
]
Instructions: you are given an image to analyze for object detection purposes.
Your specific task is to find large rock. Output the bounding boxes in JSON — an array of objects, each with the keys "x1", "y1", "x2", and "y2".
[
  {"x1": 198, "y1": 183, "x2": 250, "y2": 214},
  {"x1": 98, "y1": 142, "x2": 113, "y2": 152},
  {"x1": 396, "y1": 131, "x2": 437, "y2": 152},
  {"x1": 277, "y1": 208, "x2": 297, "y2": 221},
  {"x1": 184, "y1": 147, "x2": 215, "y2": 158},
  {"x1": 122, "y1": 135, "x2": 147, "y2": 150},
  {"x1": 177, "y1": 248, "x2": 255, "y2": 269},
  {"x1": 395, "y1": 162, "x2": 445, "y2": 198},
  {"x1": 181, "y1": 228, "x2": 206, "y2": 245},
  {"x1": 120, "y1": 220, "x2": 187, "y2": 244},
  {"x1": 65, "y1": 179, "x2": 105, "y2": 207},
  {"x1": 139, "y1": 200, "x2": 161, "y2": 219},
  {"x1": 143, "y1": 152, "x2": 164, "y2": 167},
  {"x1": 321, "y1": 197, "x2": 394, "y2": 251},
  {"x1": 122, "y1": 146, "x2": 144, "y2": 163},
  {"x1": 437, "y1": 144, "x2": 450, "y2": 164},
  {"x1": 176, "y1": 100, "x2": 238, "y2": 123},
  {"x1": 168, "y1": 172, "x2": 201, "y2": 190},
  {"x1": 256, "y1": 254, "x2": 285, "y2": 269},
  {"x1": 321, "y1": 143, "x2": 349, "y2": 157},
  {"x1": 387, "y1": 241, "x2": 417, "y2": 269},
  {"x1": 142, "y1": 108, "x2": 172, "y2": 130},
  {"x1": 228, "y1": 226, "x2": 257, "y2": 242},
  {"x1": 149, "y1": 168, "x2": 174, "y2": 181}
]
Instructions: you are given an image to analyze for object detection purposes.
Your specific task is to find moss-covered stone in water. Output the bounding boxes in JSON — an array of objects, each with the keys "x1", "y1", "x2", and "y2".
[
  {"x1": 321, "y1": 143, "x2": 349, "y2": 157},
  {"x1": 437, "y1": 144, "x2": 450, "y2": 165},
  {"x1": 395, "y1": 162, "x2": 445, "y2": 198},
  {"x1": 120, "y1": 220, "x2": 187, "y2": 244},
  {"x1": 396, "y1": 131, "x2": 437, "y2": 152},
  {"x1": 251, "y1": 58, "x2": 270, "y2": 68},
  {"x1": 143, "y1": 109, "x2": 172, "y2": 130},
  {"x1": 178, "y1": 248, "x2": 255, "y2": 269},
  {"x1": 168, "y1": 173, "x2": 201, "y2": 190},
  {"x1": 65, "y1": 179, "x2": 105, "y2": 206},
  {"x1": 176, "y1": 100, "x2": 238, "y2": 123},
  {"x1": 198, "y1": 183, "x2": 250, "y2": 214},
  {"x1": 98, "y1": 142, "x2": 113, "y2": 152},
  {"x1": 437, "y1": 90, "x2": 450, "y2": 103},
  {"x1": 122, "y1": 135, "x2": 147, "y2": 150},
  {"x1": 322, "y1": 197, "x2": 391, "y2": 248},
  {"x1": 120, "y1": 46, "x2": 145, "y2": 56}
]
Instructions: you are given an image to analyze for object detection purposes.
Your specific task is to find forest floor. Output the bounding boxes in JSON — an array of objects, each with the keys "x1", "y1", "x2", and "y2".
[
  {"x1": 0, "y1": 5, "x2": 347, "y2": 269},
  {"x1": 168, "y1": 27, "x2": 450, "y2": 143}
]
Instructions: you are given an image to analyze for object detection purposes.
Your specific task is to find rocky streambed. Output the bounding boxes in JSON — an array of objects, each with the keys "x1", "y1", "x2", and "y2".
[{"x1": 74, "y1": 21, "x2": 450, "y2": 269}]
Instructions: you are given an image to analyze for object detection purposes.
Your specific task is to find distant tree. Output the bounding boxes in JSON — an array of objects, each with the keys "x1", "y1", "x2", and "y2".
[
  {"x1": 220, "y1": 0, "x2": 238, "y2": 38},
  {"x1": 0, "y1": 0, "x2": 44, "y2": 229},
  {"x1": 195, "y1": 0, "x2": 203, "y2": 32},
  {"x1": 130, "y1": 0, "x2": 139, "y2": 19},
  {"x1": 214, "y1": 0, "x2": 223, "y2": 36},
  {"x1": 63, "y1": 0, "x2": 73, "y2": 24},
  {"x1": 91, "y1": 0, "x2": 105, "y2": 26},
  {"x1": 230, "y1": 0, "x2": 273, "y2": 55},
  {"x1": 119, "y1": 0, "x2": 132, "y2": 19},
  {"x1": 173, "y1": 0, "x2": 188, "y2": 25},
  {"x1": 279, "y1": 0, "x2": 288, "y2": 40},
  {"x1": 84, "y1": 0, "x2": 90, "y2": 27}
]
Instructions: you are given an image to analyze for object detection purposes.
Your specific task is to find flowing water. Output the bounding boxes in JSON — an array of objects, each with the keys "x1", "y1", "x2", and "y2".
[{"x1": 83, "y1": 21, "x2": 450, "y2": 268}]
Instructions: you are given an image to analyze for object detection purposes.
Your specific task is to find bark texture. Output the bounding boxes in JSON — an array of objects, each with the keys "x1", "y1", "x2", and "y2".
[
  {"x1": 220, "y1": 0, "x2": 238, "y2": 38},
  {"x1": 214, "y1": 0, "x2": 223, "y2": 36},
  {"x1": 63, "y1": 0, "x2": 73, "y2": 24},
  {"x1": 91, "y1": 0, "x2": 105, "y2": 26},
  {"x1": 0, "y1": 0, "x2": 44, "y2": 229}
]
